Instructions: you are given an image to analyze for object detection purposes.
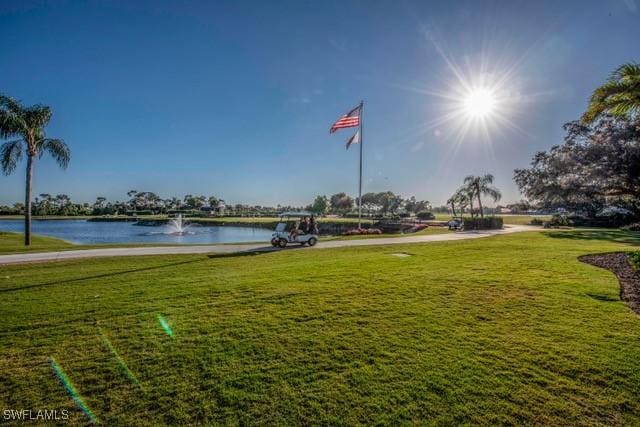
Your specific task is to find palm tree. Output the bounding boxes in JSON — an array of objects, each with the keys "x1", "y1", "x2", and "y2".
[
  {"x1": 582, "y1": 62, "x2": 640, "y2": 124},
  {"x1": 463, "y1": 174, "x2": 502, "y2": 218},
  {"x1": 462, "y1": 187, "x2": 475, "y2": 218},
  {"x1": 448, "y1": 188, "x2": 471, "y2": 217},
  {"x1": 446, "y1": 196, "x2": 457, "y2": 217},
  {"x1": 0, "y1": 96, "x2": 70, "y2": 246}
]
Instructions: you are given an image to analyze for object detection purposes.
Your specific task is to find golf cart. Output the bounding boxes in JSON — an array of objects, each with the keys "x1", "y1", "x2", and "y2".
[
  {"x1": 448, "y1": 217, "x2": 464, "y2": 231},
  {"x1": 271, "y1": 211, "x2": 318, "y2": 248}
]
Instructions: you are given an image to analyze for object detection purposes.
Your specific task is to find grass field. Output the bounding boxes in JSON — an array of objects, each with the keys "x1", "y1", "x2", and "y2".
[
  {"x1": 498, "y1": 214, "x2": 551, "y2": 225},
  {"x1": 0, "y1": 232, "x2": 194, "y2": 255},
  {"x1": 0, "y1": 231, "x2": 75, "y2": 254},
  {"x1": 2, "y1": 230, "x2": 640, "y2": 425},
  {"x1": 0, "y1": 233, "x2": 265, "y2": 255},
  {"x1": 0, "y1": 215, "x2": 96, "y2": 220}
]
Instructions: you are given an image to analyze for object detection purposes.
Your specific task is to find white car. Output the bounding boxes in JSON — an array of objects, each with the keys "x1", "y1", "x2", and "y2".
[{"x1": 270, "y1": 211, "x2": 318, "y2": 248}]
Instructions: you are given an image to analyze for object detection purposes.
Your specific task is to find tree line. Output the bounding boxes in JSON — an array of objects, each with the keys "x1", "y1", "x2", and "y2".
[
  {"x1": 308, "y1": 192, "x2": 431, "y2": 217},
  {"x1": 514, "y1": 62, "x2": 640, "y2": 224},
  {"x1": 0, "y1": 190, "x2": 432, "y2": 218}
]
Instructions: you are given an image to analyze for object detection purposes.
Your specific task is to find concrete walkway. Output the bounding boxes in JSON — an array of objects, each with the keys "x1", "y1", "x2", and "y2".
[{"x1": 0, "y1": 225, "x2": 538, "y2": 265}]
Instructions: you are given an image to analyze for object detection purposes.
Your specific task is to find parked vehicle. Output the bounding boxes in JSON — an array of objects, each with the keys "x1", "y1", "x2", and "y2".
[
  {"x1": 448, "y1": 217, "x2": 464, "y2": 231},
  {"x1": 270, "y1": 211, "x2": 319, "y2": 248}
]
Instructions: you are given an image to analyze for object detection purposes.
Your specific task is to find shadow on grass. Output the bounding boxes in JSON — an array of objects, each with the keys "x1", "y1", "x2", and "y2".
[
  {"x1": 0, "y1": 258, "x2": 205, "y2": 293},
  {"x1": 207, "y1": 245, "x2": 310, "y2": 259},
  {"x1": 586, "y1": 293, "x2": 619, "y2": 302},
  {"x1": 545, "y1": 230, "x2": 640, "y2": 246},
  {"x1": 207, "y1": 249, "x2": 275, "y2": 259}
]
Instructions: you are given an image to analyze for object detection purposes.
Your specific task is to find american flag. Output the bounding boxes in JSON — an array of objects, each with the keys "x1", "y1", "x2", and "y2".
[{"x1": 329, "y1": 103, "x2": 361, "y2": 133}]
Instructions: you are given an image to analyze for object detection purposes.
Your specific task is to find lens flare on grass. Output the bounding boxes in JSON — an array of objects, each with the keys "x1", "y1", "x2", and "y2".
[
  {"x1": 157, "y1": 315, "x2": 174, "y2": 337},
  {"x1": 49, "y1": 357, "x2": 98, "y2": 424},
  {"x1": 99, "y1": 329, "x2": 143, "y2": 390}
]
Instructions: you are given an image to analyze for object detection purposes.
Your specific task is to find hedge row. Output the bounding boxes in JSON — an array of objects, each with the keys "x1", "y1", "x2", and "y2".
[{"x1": 462, "y1": 217, "x2": 503, "y2": 230}]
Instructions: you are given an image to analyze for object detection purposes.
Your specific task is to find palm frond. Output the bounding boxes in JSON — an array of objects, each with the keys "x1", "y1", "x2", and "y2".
[
  {"x1": 583, "y1": 62, "x2": 640, "y2": 123},
  {"x1": 482, "y1": 186, "x2": 502, "y2": 202},
  {"x1": 479, "y1": 174, "x2": 495, "y2": 185},
  {"x1": 0, "y1": 95, "x2": 27, "y2": 138},
  {"x1": 23, "y1": 105, "x2": 52, "y2": 130},
  {"x1": 0, "y1": 95, "x2": 25, "y2": 115},
  {"x1": 1, "y1": 139, "x2": 24, "y2": 175},
  {"x1": 612, "y1": 62, "x2": 640, "y2": 80},
  {"x1": 463, "y1": 175, "x2": 476, "y2": 185},
  {"x1": 41, "y1": 138, "x2": 70, "y2": 169}
]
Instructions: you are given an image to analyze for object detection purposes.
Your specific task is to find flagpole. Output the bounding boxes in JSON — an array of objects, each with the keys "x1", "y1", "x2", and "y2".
[{"x1": 358, "y1": 100, "x2": 364, "y2": 229}]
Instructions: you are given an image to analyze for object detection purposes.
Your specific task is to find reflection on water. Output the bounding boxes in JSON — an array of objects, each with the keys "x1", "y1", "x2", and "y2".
[{"x1": 0, "y1": 219, "x2": 273, "y2": 245}]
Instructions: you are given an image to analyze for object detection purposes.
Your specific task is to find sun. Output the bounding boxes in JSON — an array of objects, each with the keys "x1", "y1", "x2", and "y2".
[
  {"x1": 397, "y1": 32, "x2": 533, "y2": 153},
  {"x1": 463, "y1": 88, "x2": 497, "y2": 119}
]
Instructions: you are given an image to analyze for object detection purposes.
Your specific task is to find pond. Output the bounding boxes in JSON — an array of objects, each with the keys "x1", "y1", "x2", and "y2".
[{"x1": 0, "y1": 219, "x2": 274, "y2": 245}]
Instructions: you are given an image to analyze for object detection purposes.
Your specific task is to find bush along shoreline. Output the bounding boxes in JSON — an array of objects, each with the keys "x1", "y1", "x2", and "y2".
[{"x1": 462, "y1": 217, "x2": 504, "y2": 230}]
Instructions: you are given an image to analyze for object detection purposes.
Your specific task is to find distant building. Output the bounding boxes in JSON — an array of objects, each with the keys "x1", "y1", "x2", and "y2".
[{"x1": 199, "y1": 204, "x2": 226, "y2": 216}]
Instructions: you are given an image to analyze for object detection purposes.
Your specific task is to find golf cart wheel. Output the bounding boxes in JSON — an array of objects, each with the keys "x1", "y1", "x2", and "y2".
[
  {"x1": 308, "y1": 237, "x2": 317, "y2": 246},
  {"x1": 278, "y1": 239, "x2": 288, "y2": 248}
]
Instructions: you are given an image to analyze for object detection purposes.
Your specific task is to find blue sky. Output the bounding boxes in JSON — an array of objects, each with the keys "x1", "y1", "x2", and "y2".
[{"x1": 1, "y1": 0, "x2": 639, "y2": 206}]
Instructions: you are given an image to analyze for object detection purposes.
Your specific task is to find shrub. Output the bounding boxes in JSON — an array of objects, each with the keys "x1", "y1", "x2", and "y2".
[
  {"x1": 530, "y1": 218, "x2": 544, "y2": 226},
  {"x1": 568, "y1": 215, "x2": 628, "y2": 228},
  {"x1": 462, "y1": 217, "x2": 503, "y2": 230},
  {"x1": 549, "y1": 214, "x2": 571, "y2": 227},
  {"x1": 622, "y1": 222, "x2": 640, "y2": 232},
  {"x1": 342, "y1": 228, "x2": 383, "y2": 236},
  {"x1": 416, "y1": 211, "x2": 435, "y2": 220}
]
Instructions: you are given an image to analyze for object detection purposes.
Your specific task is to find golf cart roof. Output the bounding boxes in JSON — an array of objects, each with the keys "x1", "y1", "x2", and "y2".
[{"x1": 278, "y1": 211, "x2": 313, "y2": 218}]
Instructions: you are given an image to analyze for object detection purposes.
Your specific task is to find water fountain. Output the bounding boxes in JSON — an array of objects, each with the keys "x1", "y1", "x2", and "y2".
[{"x1": 167, "y1": 214, "x2": 190, "y2": 235}]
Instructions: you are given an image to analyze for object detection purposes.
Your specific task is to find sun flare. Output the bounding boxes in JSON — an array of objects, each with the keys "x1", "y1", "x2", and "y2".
[{"x1": 463, "y1": 88, "x2": 497, "y2": 119}]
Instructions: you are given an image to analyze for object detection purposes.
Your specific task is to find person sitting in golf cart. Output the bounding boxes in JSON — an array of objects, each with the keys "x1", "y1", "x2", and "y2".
[
  {"x1": 289, "y1": 216, "x2": 310, "y2": 239},
  {"x1": 300, "y1": 216, "x2": 309, "y2": 234},
  {"x1": 309, "y1": 215, "x2": 318, "y2": 234},
  {"x1": 289, "y1": 220, "x2": 300, "y2": 240}
]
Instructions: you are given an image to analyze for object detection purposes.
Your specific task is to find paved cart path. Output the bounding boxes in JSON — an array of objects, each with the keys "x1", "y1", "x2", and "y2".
[{"x1": 0, "y1": 225, "x2": 539, "y2": 265}]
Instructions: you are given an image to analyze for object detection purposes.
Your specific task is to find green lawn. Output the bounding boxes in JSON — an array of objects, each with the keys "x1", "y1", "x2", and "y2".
[
  {"x1": 499, "y1": 214, "x2": 551, "y2": 225},
  {"x1": 0, "y1": 232, "x2": 266, "y2": 255},
  {"x1": 0, "y1": 231, "x2": 75, "y2": 253},
  {"x1": 0, "y1": 215, "x2": 96, "y2": 220},
  {"x1": 2, "y1": 231, "x2": 640, "y2": 425}
]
